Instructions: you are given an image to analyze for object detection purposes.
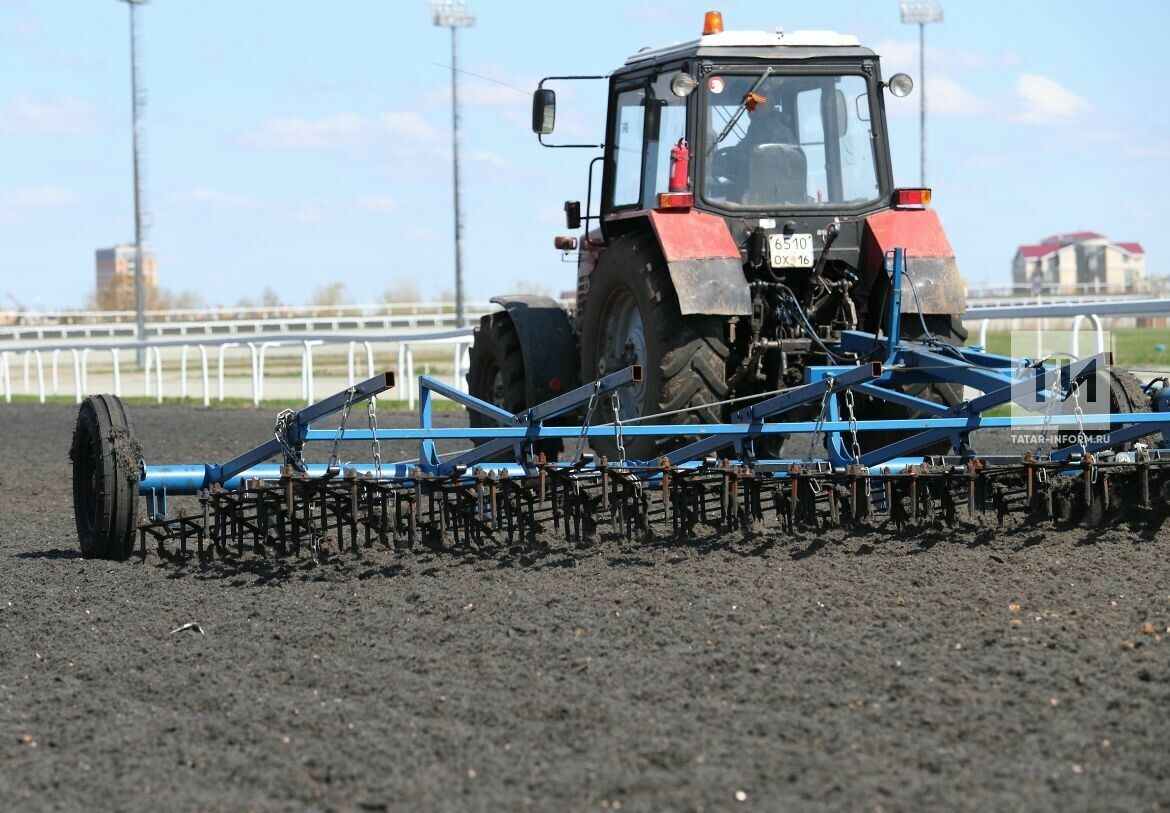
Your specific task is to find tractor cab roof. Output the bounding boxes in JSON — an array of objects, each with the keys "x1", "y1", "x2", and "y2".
[{"x1": 623, "y1": 29, "x2": 874, "y2": 67}]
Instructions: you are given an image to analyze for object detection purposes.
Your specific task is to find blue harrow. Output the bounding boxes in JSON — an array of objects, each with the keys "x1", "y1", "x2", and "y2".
[{"x1": 70, "y1": 250, "x2": 1170, "y2": 560}]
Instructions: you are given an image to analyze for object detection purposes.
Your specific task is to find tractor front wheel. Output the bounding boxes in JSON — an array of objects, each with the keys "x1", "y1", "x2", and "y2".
[
  {"x1": 467, "y1": 311, "x2": 527, "y2": 420},
  {"x1": 466, "y1": 311, "x2": 563, "y2": 460}
]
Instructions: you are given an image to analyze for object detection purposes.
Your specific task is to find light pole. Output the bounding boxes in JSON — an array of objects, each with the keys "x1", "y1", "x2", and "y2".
[
  {"x1": 899, "y1": 0, "x2": 942, "y2": 187},
  {"x1": 429, "y1": 0, "x2": 474, "y2": 329},
  {"x1": 119, "y1": 0, "x2": 149, "y2": 366}
]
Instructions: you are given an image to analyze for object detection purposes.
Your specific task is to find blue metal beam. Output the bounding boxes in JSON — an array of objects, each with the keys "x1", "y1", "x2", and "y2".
[{"x1": 854, "y1": 382, "x2": 953, "y2": 416}]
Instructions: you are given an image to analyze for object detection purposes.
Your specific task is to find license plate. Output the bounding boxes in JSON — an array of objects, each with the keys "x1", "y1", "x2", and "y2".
[{"x1": 769, "y1": 233, "x2": 815, "y2": 268}]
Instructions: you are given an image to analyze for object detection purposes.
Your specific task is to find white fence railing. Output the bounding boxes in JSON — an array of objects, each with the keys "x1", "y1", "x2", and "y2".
[
  {"x1": 961, "y1": 298, "x2": 1169, "y2": 354},
  {"x1": 4, "y1": 293, "x2": 1158, "y2": 344},
  {"x1": 0, "y1": 330, "x2": 473, "y2": 409},
  {"x1": 2, "y1": 298, "x2": 1165, "y2": 408},
  {"x1": 0, "y1": 300, "x2": 574, "y2": 343}
]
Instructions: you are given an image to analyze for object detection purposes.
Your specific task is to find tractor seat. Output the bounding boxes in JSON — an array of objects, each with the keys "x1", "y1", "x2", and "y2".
[{"x1": 742, "y1": 143, "x2": 808, "y2": 207}]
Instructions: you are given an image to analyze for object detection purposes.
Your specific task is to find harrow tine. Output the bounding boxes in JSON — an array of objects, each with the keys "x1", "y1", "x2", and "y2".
[{"x1": 131, "y1": 442, "x2": 1170, "y2": 562}]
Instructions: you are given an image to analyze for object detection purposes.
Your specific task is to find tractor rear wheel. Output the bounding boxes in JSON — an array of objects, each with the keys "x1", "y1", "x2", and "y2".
[
  {"x1": 580, "y1": 232, "x2": 730, "y2": 461},
  {"x1": 71, "y1": 394, "x2": 141, "y2": 560}
]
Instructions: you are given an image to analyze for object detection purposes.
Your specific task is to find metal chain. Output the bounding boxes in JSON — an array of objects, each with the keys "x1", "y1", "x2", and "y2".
[
  {"x1": 573, "y1": 381, "x2": 601, "y2": 463},
  {"x1": 327, "y1": 387, "x2": 357, "y2": 470},
  {"x1": 845, "y1": 387, "x2": 861, "y2": 464},
  {"x1": 274, "y1": 409, "x2": 307, "y2": 473},
  {"x1": 1037, "y1": 373, "x2": 1062, "y2": 453},
  {"x1": 367, "y1": 396, "x2": 383, "y2": 478},
  {"x1": 610, "y1": 390, "x2": 627, "y2": 464},
  {"x1": 1070, "y1": 380, "x2": 1088, "y2": 455},
  {"x1": 806, "y1": 376, "x2": 834, "y2": 461}
]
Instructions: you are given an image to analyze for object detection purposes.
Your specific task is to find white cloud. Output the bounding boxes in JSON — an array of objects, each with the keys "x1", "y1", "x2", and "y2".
[
  {"x1": 0, "y1": 95, "x2": 98, "y2": 135},
  {"x1": 628, "y1": 3, "x2": 674, "y2": 23},
  {"x1": 286, "y1": 204, "x2": 326, "y2": 225},
  {"x1": 927, "y1": 76, "x2": 990, "y2": 117},
  {"x1": 406, "y1": 225, "x2": 439, "y2": 242},
  {"x1": 0, "y1": 185, "x2": 80, "y2": 222},
  {"x1": 871, "y1": 39, "x2": 1021, "y2": 76},
  {"x1": 884, "y1": 73, "x2": 988, "y2": 119},
  {"x1": 355, "y1": 194, "x2": 396, "y2": 213},
  {"x1": 1013, "y1": 74, "x2": 1092, "y2": 124},
  {"x1": 959, "y1": 152, "x2": 1011, "y2": 171},
  {"x1": 420, "y1": 64, "x2": 537, "y2": 111},
  {"x1": 470, "y1": 148, "x2": 509, "y2": 169},
  {"x1": 459, "y1": 80, "x2": 530, "y2": 108},
  {"x1": 240, "y1": 110, "x2": 439, "y2": 149},
  {"x1": 0, "y1": 185, "x2": 80, "y2": 208},
  {"x1": 378, "y1": 111, "x2": 439, "y2": 141},
  {"x1": 177, "y1": 188, "x2": 262, "y2": 212}
]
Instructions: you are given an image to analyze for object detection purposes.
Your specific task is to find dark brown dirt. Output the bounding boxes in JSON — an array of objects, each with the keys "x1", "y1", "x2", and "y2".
[{"x1": 1, "y1": 403, "x2": 1168, "y2": 812}]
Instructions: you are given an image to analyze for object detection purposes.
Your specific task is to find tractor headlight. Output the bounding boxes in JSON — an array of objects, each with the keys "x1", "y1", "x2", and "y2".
[
  {"x1": 887, "y1": 73, "x2": 914, "y2": 98},
  {"x1": 670, "y1": 73, "x2": 697, "y2": 97}
]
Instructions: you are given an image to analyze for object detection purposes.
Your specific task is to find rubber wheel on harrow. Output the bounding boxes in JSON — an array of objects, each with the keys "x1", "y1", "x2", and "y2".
[
  {"x1": 580, "y1": 231, "x2": 730, "y2": 461},
  {"x1": 71, "y1": 394, "x2": 141, "y2": 560},
  {"x1": 860, "y1": 314, "x2": 968, "y2": 455}
]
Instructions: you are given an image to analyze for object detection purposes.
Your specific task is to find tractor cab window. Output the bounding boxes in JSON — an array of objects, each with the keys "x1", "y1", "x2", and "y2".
[
  {"x1": 609, "y1": 73, "x2": 689, "y2": 210},
  {"x1": 642, "y1": 73, "x2": 688, "y2": 208},
  {"x1": 611, "y1": 87, "x2": 646, "y2": 207},
  {"x1": 703, "y1": 72, "x2": 879, "y2": 210}
]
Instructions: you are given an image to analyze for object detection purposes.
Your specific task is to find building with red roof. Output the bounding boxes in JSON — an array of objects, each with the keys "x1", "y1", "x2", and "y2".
[{"x1": 1013, "y1": 232, "x2": 1145, "y2": 294}]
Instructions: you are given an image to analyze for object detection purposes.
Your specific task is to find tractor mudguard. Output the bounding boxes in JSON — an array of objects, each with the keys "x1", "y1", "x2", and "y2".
[
  {"x1": 863, "y1": 209, "x2": 966, "y2": 315},
  {"x1": 645, "y1": 210, "x2": 751, "y2": 316},
  {"x1": 489, "y1": 295, "x2": 580, "y2": 403}
]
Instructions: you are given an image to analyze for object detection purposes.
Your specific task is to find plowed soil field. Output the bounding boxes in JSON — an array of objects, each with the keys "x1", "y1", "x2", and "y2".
[{"x1": 1, "y1": 403, "x2": 1168, "y2": 812}]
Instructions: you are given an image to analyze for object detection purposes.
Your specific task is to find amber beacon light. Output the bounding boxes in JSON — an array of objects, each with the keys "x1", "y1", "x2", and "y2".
[{"x1": 703, "y1": 10, "x2": 724, "y2": 35}]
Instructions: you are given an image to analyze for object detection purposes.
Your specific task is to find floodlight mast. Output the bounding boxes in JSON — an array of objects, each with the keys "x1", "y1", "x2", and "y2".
[
  {"x1": 118, "y1": 0, "x2": 149, "y2": 366},
  {"x1": 899, "y1": 0, "x2": 943, "y2": 187},
  {"x1": 429, "y1": 1, "x2": 475, "y2": 329}
]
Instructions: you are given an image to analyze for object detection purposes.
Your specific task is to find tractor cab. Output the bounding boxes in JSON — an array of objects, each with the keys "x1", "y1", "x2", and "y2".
[{"x1": 601, "y1": 25, "x2": 897, "y2": 226}]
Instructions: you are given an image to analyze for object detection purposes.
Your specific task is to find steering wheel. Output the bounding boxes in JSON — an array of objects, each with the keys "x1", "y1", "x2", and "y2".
[{"x1": 710, "y1": 146, "x2": 741, "y2": 184}]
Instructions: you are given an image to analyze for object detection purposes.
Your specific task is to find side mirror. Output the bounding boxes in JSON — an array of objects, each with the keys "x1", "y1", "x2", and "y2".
[
  {"x1": 532, "y1": 88, "x2": 556, "y2": 134},
  {"x1": 564, "y1": 200, "x2": 581, "y2": 230}
]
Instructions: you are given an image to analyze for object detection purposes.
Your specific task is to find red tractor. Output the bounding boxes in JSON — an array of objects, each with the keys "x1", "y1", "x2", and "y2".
[{"x1": 467, "y1": 11, "x2": 966, "y2": 459}]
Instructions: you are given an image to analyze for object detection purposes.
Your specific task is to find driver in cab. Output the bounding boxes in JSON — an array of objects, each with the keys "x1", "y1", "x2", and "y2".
[{"x1": 709, "y1": 90, "x2": 809, "y2": 207}]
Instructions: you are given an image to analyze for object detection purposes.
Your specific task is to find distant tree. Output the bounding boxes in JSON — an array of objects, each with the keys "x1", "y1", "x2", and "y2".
[
  {"x1": 260, "y1": 286, "x2": 282, "y2": 307},
  {"x1": 311, "y1": 281, "x2": 350, "y2": 307},
  {"x1": 510, "y1": 279, "x2": 553, "y2": 298},
  {"x1": 169, "y1": 290, "x2": 204, "y2": 310},
  {"x1": 153, "y1": 288, "x2": 204, "y2": 310},
  {"x1": 382, "y1": 278, "x2": 421, "y2": 304}
]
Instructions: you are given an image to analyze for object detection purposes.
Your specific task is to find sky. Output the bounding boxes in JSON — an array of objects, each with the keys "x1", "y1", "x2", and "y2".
[{"x1": 1, "y1": 0, "x2": 1168, "y2": 310}]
